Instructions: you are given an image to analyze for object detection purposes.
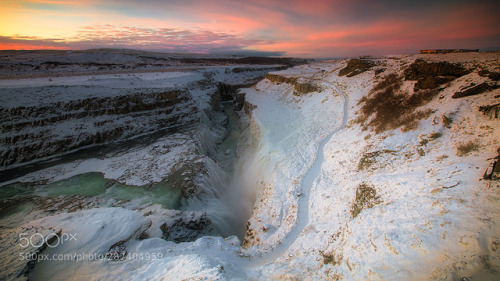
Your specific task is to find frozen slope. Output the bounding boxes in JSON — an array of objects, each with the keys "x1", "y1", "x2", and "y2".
[
  {"x1": 241, "y1": 54, "x2": 500, "y2": 280},
  {"x1": 237, "y1": 68, "x2": 344, "y2": 254},
  {"x1": 242, "y1": 80, "x2": 348, "y2": 267}
]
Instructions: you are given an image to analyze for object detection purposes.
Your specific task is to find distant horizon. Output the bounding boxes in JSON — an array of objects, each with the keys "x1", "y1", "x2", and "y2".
[
  {"x1": 1, "y1": 47, "x2": 499, "y2": 60},
  {"x1": 1, "y1": 0, "x2": 500, "y2": 58},
  {"x1": 2, "y1": 45, "x2": 499, "y2": 60}
]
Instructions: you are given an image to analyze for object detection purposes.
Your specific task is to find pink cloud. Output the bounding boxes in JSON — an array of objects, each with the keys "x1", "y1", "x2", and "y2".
[{"x1": 1, "y1": 0, "x2": 499, "y2": 57}]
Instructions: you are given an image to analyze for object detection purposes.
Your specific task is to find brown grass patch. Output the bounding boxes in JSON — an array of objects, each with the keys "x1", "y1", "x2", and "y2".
[
  {"x1": 420, "y1": 132, "x2": 442, "y2": 146},
  {"x1": 356, "y1": 73, "x2": 439, "y2": 133},
  {"x1": 358, "y1": 149, "x2": 397, "y2": 171},
  {"x1": 351, "y1": 183, "x2": 382, "y2": 218},
  {"x1": 456, "y1": 140, "x2": 480, "y2": 156},
  {"x1": 442, "y1": 115, "x2": 453, "y2": 128},
  {"x1": 429, "y1": 132, "x2": 443, "y2": 139},
  {"x1": 321, "y1": 251, "x2": 343, "y2": 265}
]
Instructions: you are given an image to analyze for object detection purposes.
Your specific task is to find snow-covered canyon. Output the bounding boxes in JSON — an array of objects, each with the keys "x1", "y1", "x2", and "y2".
[{"x1": 1, "y1": 50, "x2": 500, "y2": 280}]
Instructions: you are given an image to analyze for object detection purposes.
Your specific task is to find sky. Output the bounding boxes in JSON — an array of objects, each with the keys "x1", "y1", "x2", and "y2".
[{"x1": 0, "y1": 0, "x2": 499, "y2": 57}]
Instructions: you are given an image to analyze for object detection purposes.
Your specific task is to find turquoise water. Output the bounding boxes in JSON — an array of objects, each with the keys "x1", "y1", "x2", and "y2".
[
  {"x1": 39, "y1": 172, "x2": 108, "y2": 197},
  {"x1": 1, "y1": 172, "x2": 182, "y2": 210},
  {"x1": 0, "y1": 182, "x2": 34, "y2": 200},
  {"x1": 104, "y1": 181, "x2": 182, "y2": 209}
]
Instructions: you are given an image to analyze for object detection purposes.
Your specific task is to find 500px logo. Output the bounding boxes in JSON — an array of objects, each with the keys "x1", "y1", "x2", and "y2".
[{"x1": 19, "y1": 232, "x2": 77, "y2": 248}]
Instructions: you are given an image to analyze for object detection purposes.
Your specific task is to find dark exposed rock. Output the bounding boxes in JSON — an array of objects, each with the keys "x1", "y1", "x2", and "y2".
[
  {"x1": 164, "y1": 160, "x2": 205, "y2": 197},
  {"x1": 404, "y1": 59, "x2": 469, "y2": 80},
  {"x1": 218, "y1": 83, "x2": 238, "y2": 102},
  {"x1": 479, "y1": 70, "x2": 500, "y2": 81},
  {"x1": 293, "y1": 81, "x2": 321, "y2": 96},
  {"x1": 415, "y1": 76, "x2": 453, "y2": 90},
  {"x1": 217, "y1": 82, "x2": 257, "y2": 102},
  {"x1": 452, "y1": 83, "x2": 500, "y2": 99},
  {"x1": 339, "y1": 59, "x2": 375, "y2": 77},
  {"x1": 375, "y1": 68, "x2": 386, "y2": 75},
  {"x1": 210, "y1": 86, "x2": 222, "y2": 111},
  {"x1": 483, "y1": 150, "x2": 500, "y2": 180},
  {"x1": 106, "y1": 244, "x2": 128, "y2": 261},
  {"x1": 479, "y1": 103, "x2": 500, "y2": 119},
  {"x1": 358, "y1": 150, "x2": 397, "y2": 171},
  {"x1": 160, "y1": 211, "x2": 218, "y2": 243},
  {"x1": 244, "y1": 100, "x2": 257, "y2": 114},
  {"x1": 106, "y1": 221, "x2": 152, "y2": 261},
  {"x1": 233, "y1": 93, "x2": 246, "y2": 111},
  {"x1": 483, "y1": 159, "x2": 498, "y2": 180},
  {"x1": 404, "y1": 59, "x2": 470, "y2": 91},
  {"x1": 266, "y1": 73, "x2": 298, "y2": 84},
  {"x1": 494, "y1": 159, "x2": 500, "y2": 181}
]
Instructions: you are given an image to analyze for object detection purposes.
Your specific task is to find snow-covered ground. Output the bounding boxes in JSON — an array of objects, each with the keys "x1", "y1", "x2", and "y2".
[
  {"x1": 243, "y1": 53, "x2": 500, "y2": 280},
  {"x1": 1, "y1": 52, "x2": 500, "y2": 280}
]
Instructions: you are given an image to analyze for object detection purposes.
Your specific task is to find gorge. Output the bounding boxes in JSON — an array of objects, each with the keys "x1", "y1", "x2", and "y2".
[{"x1": 1, "y1": 50, "x2": 500, "y2": 280}]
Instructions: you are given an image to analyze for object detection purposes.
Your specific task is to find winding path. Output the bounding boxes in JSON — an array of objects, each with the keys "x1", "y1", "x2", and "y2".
[{"x1": 242, "y1": 79, "x2": 349, "y2": 267}]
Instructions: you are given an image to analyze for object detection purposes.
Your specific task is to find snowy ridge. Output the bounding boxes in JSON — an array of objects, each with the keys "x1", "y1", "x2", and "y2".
[{"x1": 244, "y1": 54, "x2": 500, "y2": 280}]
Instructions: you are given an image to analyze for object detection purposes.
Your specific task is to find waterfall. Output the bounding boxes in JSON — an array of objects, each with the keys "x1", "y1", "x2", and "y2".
[{"x1": 182, "y1": 102, "x2": 260, "y2": 239}]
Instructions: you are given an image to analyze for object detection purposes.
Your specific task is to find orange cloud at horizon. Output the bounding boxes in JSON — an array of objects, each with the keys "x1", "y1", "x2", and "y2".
[{"x1": 0, "y1": 43, "x2": 70, "y2": 50}]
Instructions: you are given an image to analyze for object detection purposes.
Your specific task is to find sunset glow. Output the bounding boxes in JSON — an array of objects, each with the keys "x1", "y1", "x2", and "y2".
[{"x1": 1, "y1": 0, "x2": 499, "y2": 57}]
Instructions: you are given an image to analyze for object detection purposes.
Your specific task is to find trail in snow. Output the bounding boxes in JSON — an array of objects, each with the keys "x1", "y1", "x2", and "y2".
[{"x1": 243, "y1": 79, "x2": 349, "y2": 267}]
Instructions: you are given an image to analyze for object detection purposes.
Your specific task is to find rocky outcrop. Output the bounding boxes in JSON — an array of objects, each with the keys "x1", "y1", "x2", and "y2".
[
  {"x1": 217, "y1": 82, "x2": 257, "y2": 102},
  {"x1": 233, "y1": 93, "x2": 246, "y2": 111},
  {"x1": 265, "y1": 73, "x2": 299, "y2": 85},
  {"x1": 479, "y1": 103, "x2": 500, "y2": 119},
  {"x1": 164, "y1": 159, "x2": 206, "y2": 197},
  {"x1": 452, "y1": 82, "x2": 500, "y2": 99},
  {"x1": 404, "y1": 59, "x2": 470, "y2": 90},
  {"x1": 483, "y1": 149, "x2": 500, "y2": 180},
  {"x1": 159, "y1": 211, "x2": 218, "y2": 243},
  {"x1": 243, "y1": 99, "x2": 257, "y2": 114},
  {"x1": 339, "y1": 59, "x2": 375, "y2": 77},
  {"x1": 478, "y1": 70, "x2": 500, "y2": 81},
  {"x1": 265, "y1": 73, "x2": 321, "y2": 96},
  {"x1": 293, "y1": 81, "x2": 321, "y2": 96}
]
